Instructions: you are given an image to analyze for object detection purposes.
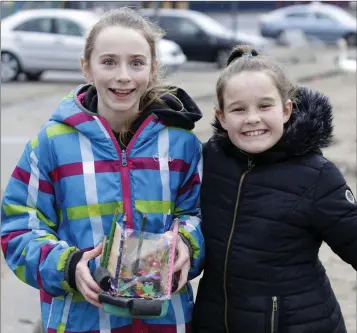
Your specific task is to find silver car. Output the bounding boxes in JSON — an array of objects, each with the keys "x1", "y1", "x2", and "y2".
[
  {"x1": 1, "y1": 8, "x2": 186, "y2": 82},
  {"x1": 259, "y1": 2, "x2": 357, "y2": 46}
]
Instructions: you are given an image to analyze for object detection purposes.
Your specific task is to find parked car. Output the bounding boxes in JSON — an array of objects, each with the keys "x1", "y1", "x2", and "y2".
[
  {"x1": 1, "y1": 8, "x2": 186, "y2": 82},
  {"x1": 139, "y1": 8, "x2": 270, "y2": 68},
  {"x1": 259, "y1": 2, "x2": 357, "y2": 46}
]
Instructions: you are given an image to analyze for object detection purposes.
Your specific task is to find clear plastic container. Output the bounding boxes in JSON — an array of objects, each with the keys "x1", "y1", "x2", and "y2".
[{"x1": 97, "y1": 213, "x2": 179, "y2": 318}]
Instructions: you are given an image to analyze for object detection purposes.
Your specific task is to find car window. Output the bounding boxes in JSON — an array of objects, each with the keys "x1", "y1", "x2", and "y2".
[
  {"x1": 314, "y1": 11, "x2": 335, "y2": 21},
  {"x1": 160, "y1": 16, "x2": 200, "y2": 36},
  {"x1": 13, "y1": 18, "x2": 53, "y2": 33},
  {"x1": 285, "y1": 12, "x2": 310, "y2": 19},
  {"x1": 55, "y1": 19, "x2": 83, "y2": 37}
]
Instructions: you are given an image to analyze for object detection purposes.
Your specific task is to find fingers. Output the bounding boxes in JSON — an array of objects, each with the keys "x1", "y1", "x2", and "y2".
[
  {"x1": 177, "y1": 260, "x2": 190, "y2": 291},
  {"x1": 78, "y1": 262, "x2": 102, "y2": 293},
  {"x1": 75, "y1": 246, "x2": 104, "y2": 308},
  {"x1": 77, "y1": 273, "x2": 103, "y2": 308},
  {"x1": 76, "y1": 264, "x2": 103, "y2": 308},
  {"x1": 174, "y1": 238, "x2": 190, "y2": 273},
  {"x1": 83, "y1": 243, "x2": 103, "y2": 261}
]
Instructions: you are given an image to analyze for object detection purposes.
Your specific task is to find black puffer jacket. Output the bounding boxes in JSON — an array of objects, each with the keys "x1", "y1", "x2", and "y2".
[{"x1": 193, "y1": 87, "x2": 357, "y2": 333}]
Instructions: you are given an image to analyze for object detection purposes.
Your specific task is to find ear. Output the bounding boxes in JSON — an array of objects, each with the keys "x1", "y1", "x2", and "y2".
[
  {"x1": 215, "y1": 108, "x2": 228, "y2": 130},
  {"x1": 81, "y1": 56, "x2": 93, "y2": 83},
  {"x1": 283, "y1": 99, "x2": 293, "y2": 123}
]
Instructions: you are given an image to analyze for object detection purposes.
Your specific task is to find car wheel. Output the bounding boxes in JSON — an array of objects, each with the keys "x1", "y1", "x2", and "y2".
[
  {"x1": 216, "y1": 49, "x2": 231, "y2": 68},
  {"x1": 25, "y1": 70, "x2": 44, "y2": 81},
  {"x1": 344, "y1": 33, "x2": 357, "y2": 47},
  {"x1": 1, "y1": 52, "x2": 21, "y2": 82}
]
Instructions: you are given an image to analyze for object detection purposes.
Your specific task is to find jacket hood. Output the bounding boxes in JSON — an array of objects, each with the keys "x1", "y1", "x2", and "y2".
[
  {"x1": 148, "y1": 86, "x2": 202, "y2": 130},
  {"x1": 211, "y1": 86, "x2": 334, "y2": 156},
  {"x1": 50, "y1": 85, "x2": 202, "y2": 134}
]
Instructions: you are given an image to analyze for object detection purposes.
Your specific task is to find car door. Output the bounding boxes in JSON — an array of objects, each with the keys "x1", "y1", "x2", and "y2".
[
  {"x1": 283, "y1": 10, "x2": 315, "y2": 33},
  {"x1": 159, "y1": 16, "x2": 212, "y2": 61},
  {"x1": 311, "y1": 11, "x2": 342, "y2": 43},
  {"x1": 12, "y1": 17, "x2": 57, "y2": 69},
  {"x1": 52, "y1": 18, "x2": 85, "y2": 71}
]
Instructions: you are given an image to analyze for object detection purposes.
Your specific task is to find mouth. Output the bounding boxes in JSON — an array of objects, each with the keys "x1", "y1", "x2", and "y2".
[
  {"x1": 241, "y1": 129, "x2": 268, "y2": 137},
  {"x1": 109, "y1": 88, "x2": 136, "y2": 98}
]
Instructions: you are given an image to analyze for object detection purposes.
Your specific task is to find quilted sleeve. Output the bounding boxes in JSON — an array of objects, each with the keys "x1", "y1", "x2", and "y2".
[{"x1": 312, "y1": 160, "x2": 357, "y2": 270}]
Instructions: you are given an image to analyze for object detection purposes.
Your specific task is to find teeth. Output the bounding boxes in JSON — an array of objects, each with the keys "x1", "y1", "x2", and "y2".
[
  {"x1": 244, "y1": 130, "x2": 266, "y2": 136},
  {"x1": 112, "y1": 89, "x2": 132, "y2": 94}
]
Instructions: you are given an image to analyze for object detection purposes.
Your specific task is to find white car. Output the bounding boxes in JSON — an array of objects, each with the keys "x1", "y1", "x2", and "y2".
[
  {"x1": 259, "y1": 2, "x2": 357, "y2": 46},
  {"x1": 1, "y1": 8, "x2": 187, "y2": 82}
]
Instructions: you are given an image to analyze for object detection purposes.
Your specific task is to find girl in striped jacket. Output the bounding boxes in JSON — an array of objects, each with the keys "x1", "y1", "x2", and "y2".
[{"x1": 1, "y1": 7, "x2": 204, "y2": 333}]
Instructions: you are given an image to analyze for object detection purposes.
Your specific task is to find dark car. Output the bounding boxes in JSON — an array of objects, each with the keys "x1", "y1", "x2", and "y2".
[{"x1": 140, "y1": 8, "x2": 269, "y2": 68}]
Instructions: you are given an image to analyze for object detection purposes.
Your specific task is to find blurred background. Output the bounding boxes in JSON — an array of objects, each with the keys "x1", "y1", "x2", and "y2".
[{"x1": 1, "y1": 1, "x2": 356, "y2": 332}]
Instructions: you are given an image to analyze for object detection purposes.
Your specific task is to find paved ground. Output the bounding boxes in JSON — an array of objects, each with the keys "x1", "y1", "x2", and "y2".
[{"x1": 1, "y1": 46, "x2": 356, "y2": 332}]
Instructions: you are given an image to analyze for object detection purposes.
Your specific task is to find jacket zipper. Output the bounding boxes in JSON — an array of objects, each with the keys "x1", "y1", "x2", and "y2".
[
  {"x1": 98, "y1": 115, "x2": 154, "y2": 229},
  {"x1": 120, "y1": 148, "x2": 132, "y2": 227},
  {"x1": 223, "y1": 157, "x2": 254, "y2": 333},
  {"x1": 271, "y1": 296, "x2": 278, "y2": 333}
]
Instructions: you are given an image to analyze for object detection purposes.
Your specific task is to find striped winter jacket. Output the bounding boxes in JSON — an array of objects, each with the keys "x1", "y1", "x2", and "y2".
[{"x1": 1, "y1": 84, "x2": 204, "y2": 333}]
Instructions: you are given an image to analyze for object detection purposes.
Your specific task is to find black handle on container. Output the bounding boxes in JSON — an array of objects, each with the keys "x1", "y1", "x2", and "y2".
[
  {"x1": 98, "y1": 293, "x2": 164, "y2": 316},
  {"x1": 93, "y1": 267, "x2": 112, "y2": 291}
]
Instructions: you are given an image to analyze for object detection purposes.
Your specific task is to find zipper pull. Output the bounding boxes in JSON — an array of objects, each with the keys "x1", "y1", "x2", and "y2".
[
  {"x1": 121, "y1": 149, "x2": 127, "y2": 167},
  {"x1": 272, "y1": 296, "x2": 278, "y2": 311},
  {"x1": 248, "y1": 157, "x2": 254, "y2": 170}
]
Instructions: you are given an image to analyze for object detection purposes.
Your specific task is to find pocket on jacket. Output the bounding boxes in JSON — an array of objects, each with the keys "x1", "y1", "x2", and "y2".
[{"x1": 229, "y1": 295, "x2": 281, "y2": 333}]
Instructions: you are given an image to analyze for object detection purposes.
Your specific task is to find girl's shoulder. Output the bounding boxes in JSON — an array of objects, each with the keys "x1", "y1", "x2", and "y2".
[{"x1": 292, "y1": 151, "x2": 330, "y2": 172}]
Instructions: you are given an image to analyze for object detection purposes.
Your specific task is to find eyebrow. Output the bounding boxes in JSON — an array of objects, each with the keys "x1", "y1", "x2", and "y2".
[
  {"x1": 227, "y1": 97, "x2": 275, "y2": 109},
  {"x1": 260, "y1": 97, "x2": 275, "y2": 102},
  {"x1": 99, "y1": 53, "x2": 147, "y2": 58}
]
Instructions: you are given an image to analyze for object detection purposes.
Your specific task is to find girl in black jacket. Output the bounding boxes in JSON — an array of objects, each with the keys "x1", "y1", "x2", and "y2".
[{"x1": 193, "y1": 45, "x2": 357, "y2": 333}]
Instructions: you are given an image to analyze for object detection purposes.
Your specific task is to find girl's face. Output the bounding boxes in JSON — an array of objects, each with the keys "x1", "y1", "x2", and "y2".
[
  {"x1": 82, "y1": 26, "x2": 155, "y2": 117},
  {"x1": 217, "y1": 71, "x2": 292, "y2": 154}
]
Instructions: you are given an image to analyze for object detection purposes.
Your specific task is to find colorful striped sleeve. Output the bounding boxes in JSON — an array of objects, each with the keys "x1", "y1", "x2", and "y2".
[
  {"x1": 1, "y1": 137, "x2": 78, "y2": 297},
  {"x1": 174, "y1": 138, "x2": 205, "y2": 280}
]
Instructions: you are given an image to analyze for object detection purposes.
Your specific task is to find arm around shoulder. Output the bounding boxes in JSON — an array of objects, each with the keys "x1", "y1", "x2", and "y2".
[{"x1": 312, "y1": 160, "x2": 357, "y2": 270}]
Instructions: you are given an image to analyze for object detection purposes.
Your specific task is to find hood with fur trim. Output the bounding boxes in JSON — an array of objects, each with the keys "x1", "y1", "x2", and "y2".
[{"x1": 211, "y1": 87, "x2": 334, "y2": 156}]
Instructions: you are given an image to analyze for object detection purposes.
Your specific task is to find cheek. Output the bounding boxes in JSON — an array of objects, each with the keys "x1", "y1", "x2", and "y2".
[
  {"x1": 92, "y1": 69, "x2": 108, "y2": 85},
  {"x1": 268, "y1": 116, "x2": 285, "y2": 138},
  {"x1": 224, "y1": 115, "x2": 241, "y2": 133},
  {"x1": 131, "y1": 68, "x2": 151, "y2": 84}
]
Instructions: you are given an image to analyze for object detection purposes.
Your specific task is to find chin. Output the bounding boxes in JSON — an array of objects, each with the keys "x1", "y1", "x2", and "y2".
[
  {"x1": 242, "y1": 146, "x2": 270, "y2": 155},
  {"x1": 112, "y1": 104, "x2": 133, "y2": 113}
]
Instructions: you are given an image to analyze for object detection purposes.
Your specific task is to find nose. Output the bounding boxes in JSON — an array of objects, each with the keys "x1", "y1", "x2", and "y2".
[
  {"x1": 245, "y1": 109, "x2": 261, "y2": 124},
  {"x1": 115, "y1": 64, "x2": 131, "y2": 83}
]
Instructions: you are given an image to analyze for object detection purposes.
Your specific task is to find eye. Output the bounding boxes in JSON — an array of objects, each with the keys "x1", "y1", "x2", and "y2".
[
  {"x1": 232, "y1": 107, "x2": 245, "y2": 113},
  {"x1": 131, "y1": 59, "x2": 144, "y2": 67},
  {"x1": 103, "y1": 59, "x2": 115, "y2": 66},
  {"x1": 260, "y1": 104, "x2": 271, "y2": 109}
]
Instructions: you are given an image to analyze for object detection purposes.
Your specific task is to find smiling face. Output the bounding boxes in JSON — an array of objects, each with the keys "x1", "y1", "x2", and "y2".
[
  {"x1": 82, "y1": 26, "x2": 155, "y2": 119},
  {"x1": 217, "y1": 71, "x2": 292, "y2": 154}
]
